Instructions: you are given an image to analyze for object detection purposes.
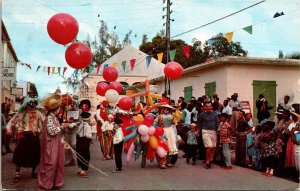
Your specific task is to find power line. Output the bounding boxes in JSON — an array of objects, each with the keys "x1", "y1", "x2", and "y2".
[{"x1": 171, "y1": 0, "x2": 266, "y2": 38}]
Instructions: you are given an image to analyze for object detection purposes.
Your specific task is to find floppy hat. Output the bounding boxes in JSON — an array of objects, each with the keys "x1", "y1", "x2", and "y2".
[{"x1": 42, "y1": 94, "x2": 62, "y2": 111}]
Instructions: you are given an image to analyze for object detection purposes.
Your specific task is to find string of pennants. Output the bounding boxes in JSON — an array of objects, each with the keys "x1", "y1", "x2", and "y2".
[
  {"x1": 93, "y1": 11, "x2": 287, "y2": 75},
  {"x1": 217, "y1": 11, "x2": 285, "y2": 43},
  {"x1": 20, "y1": 64, "x2": 69, "y2": 77},
  {"x1": 94, "y1": 45, "x2": 190, "y2": 75}
]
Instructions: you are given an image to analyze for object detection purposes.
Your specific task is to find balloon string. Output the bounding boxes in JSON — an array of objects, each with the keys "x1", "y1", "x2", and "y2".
[{"x1": 66, "y1": 143, "x2": 108, "y2": 177}]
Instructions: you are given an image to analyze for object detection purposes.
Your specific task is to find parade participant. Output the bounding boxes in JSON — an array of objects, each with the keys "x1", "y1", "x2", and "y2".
[
  {"x1": 218, "y1": 113, "x2": 233, "y2": 169},
  {"x1": 38, "y1": 93, "x2": 65, "y2": 190},
  {"x1": 6, "y1": 97, "x2": 43, "y2": 183},
  {"x1": 157, "y1": 105, "x2": 178, "y2": 168},
  {"x1": 222, "y1": 100, "x2": 232, "y2": 122},
  {"x1": 254, "y1": 124, "x2": 262, "y2": 171},
  {"x1": 278, "y1": 95, "x2": 295, "y2": 112},
  {"x1": 186, "y1": 123, "x2": 198, "y2": 165},
  {"x1": 198, "y1": 102, "x2": 219, "y2": 169},
  {"x1": 76, "y1": 111, "x2": 94, "y2": 178},
  {"x1": 229, "y1": 93, "x2": 243, "y2": 134},
  {"x1": 61, "y1": 95, "x2": 79, "y2": 166},
  {"x1": 112, "y1": 117, "x2": 124, "y2": 173},
  {"x1": 256, "y1": 94, "x2": 273, "y2": 123},
  {"x1": 1, "y1": 102, "x2": 12, "y2": 155},
  {"x1": 235, "y1": 111, "x2": 251, "y2": 167},
  {"x1": 95, "y1": 101, "x2": 114, "y2": 160}
]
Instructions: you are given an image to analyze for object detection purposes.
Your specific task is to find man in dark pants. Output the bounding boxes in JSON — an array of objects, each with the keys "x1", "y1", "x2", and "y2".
[{"x1": 113, "y1": 118, "x2": 124, "y2": 173}]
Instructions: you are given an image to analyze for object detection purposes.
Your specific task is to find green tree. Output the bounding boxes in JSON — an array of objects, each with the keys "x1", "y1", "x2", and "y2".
[
  {"x1": 285, "y1": 51, "x2": 300, "y2": 59},
  {"x1": 278, "y1": 50, "x2": 284, "y2": 58}
]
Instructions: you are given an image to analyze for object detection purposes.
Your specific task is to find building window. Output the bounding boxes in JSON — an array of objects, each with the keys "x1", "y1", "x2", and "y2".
[
  {"x1": 184, "y1": 86, "x2": 193, "y2": 102},
  {"x1": 205, "y1": 82, "x2": 216, "y2": 99}
]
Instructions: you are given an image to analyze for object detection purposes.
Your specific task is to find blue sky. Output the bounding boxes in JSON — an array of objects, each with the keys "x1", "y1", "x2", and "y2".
[{"x1": 2, "y1": 0, "x2": 300, "y2": 97}]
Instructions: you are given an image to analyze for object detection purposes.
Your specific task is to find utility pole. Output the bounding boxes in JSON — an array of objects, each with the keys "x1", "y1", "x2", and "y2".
[{"x1": 163, "y1": 0, "x2": 172, "y2": 98}]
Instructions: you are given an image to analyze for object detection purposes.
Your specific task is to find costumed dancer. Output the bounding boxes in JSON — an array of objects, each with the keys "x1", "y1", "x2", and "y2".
[
  {"x1": 112, "y1": 117, "x2": 124, "y2": 173},
  {"x1": 156, "y1": 105, "x2": 178, "y2": 168},
  {"x1": 95, "y1": 101, "x2": 114, "y2": 160},
  {"x1": 38, "y1": 93, "x2": 66, "y2": 190},
  {"x1": 6, "y1": 97, "x2": 43, "y2": 183},
  {"x1": 76, "y1": 101, "x2": 94, "y2": 178},
  {"x1": 61, "y1": 94, "x2": 78, "y2": 166}
]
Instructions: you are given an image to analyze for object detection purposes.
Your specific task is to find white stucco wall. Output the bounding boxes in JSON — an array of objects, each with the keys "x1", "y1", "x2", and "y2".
[
  {"x1": 155, "y1": 64, "x2": 228, "y2": 102},
  {"x1": 227, "y1": 63, "x2": 300, "y2": 112}
]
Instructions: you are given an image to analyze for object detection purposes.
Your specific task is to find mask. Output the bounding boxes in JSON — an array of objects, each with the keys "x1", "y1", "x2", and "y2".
[{"x1": 82, "y1": 104, "x2": 89, "y2": 112}]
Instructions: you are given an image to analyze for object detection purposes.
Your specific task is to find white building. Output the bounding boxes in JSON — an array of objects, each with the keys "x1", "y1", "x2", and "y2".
[{"x1": 128, "y1": 56, "x2": 300, "y2": 119}]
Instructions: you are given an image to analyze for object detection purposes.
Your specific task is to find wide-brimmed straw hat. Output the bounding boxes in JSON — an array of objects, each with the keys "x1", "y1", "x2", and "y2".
[
  {"x1": 290, "y1": 111, "x2": 300, "y2": 119},
  {"x1": 158, "y1": 104, "x2": 175, "y2": 110},
  {"x1": 42, "y1": 94, "x2": 62, "y2": 111}
]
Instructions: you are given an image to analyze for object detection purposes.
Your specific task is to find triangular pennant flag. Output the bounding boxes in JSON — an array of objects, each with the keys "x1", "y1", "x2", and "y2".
[
  {"x1": 207, "y1": 37, "x2": 217, "y2": 45},
  {"x1": 57, "y1": 67, "x2": 61, "y2": 75},
  {"x1": 111, "y1": 63, "x2": 117, "y2": 68},
  {"x1": 63, "y1": 67, "x2": 67, "y2": 76},
  {"x1": 74, "y1": 69, "x2": 79, "y2": 76},
  {"x1": 103, "y1": 64, "x2": 109, "y2": 69},
  {"x1": 182, "y1": 45, "x2": 190, "y2": 59},
  {"x1": 145, "y1": 56, "x2": 152, "y2": 68},
  {"x1": 130, "y1": 59, "x2": 136, "y2": 70},
  {"x1": 169, "y1": 49, "x2": 176, "y2": 61},
  {"x1": 243, "y1": 25, "x2": 253, "y2": 34},
  {"x1": 96, "y1": 64, "x2": 101, "y2": 75},
  {"x1": 47, "y1": 67, "x2": 50, "y2": 76},
  {"x1": 157, "y1": 53, "x2": 163, "y2": 64},
  {"x1": 224, "y1": 32, "x2": 233, "y2": 43},
  {"x1": 36, "y1": 66, "x2": 41, "y2": 72},
  {"x1": 121, "y1": 61, "x2": 126, "y2": 72},
  {"x1": 43, "y1": 66, "x2": 46, "y2": 72},
  {"x1": 52, "y1": 67, "x2": 55, "y2": 75}
]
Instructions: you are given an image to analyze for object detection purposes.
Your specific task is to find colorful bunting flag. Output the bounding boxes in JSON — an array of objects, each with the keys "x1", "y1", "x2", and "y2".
[
  {"x1": 207, "y1": 38, "x2": 217, "y2": 45},
  {"x1": 47, "y1": 67, "x2": 50, "y2": 76},
  {"x1": 121, "y1": 61, "x2": 126, "y2": 72},
  {"x1": 96, "y1": 64, "x2": 101, "y2": 75},
  {"x1": 243, "y1": 25, "x2": 253, "y2": 34},
  {"x1": 182, "y1": 45, "x2": 190, "y2": 59},
  {"x1": 57, "y1": 67, "x2": 61, "y2": 75},
  {"x1": 145, "y1": 56, "x2": 152, "y2": 68},
  {"x1": 224, "y1": 32, "x2": 233, "y2": 43},
  {"x1": 169, "y1": 49, "x2": 176, "y2": 61},
  {"x1": 63, "y1": 67, "x2": 67, "y2": 76},
  {"x1": 130, "y1": 59, "x2": 136, "y2": 70},
  {"x1": 111, "y1": 63, "x2": 117, "y2": 68},
  {"x1": 52, "y1": 67, "x2": 55, "y2": 75},
  {"x1": 157, "y1": 53, "x2": 163, "y2": 64},
  {"x1": 36, "y1": 66, "x2": 41, "y2": 72},
  {"x1": 103, "y1": 64, "x2": 109, "y2": 69}
]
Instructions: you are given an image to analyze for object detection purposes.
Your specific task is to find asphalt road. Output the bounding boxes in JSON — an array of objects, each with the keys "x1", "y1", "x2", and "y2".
[{"x1": 1, "y1": 140, "x2": 299, "y2": 190}]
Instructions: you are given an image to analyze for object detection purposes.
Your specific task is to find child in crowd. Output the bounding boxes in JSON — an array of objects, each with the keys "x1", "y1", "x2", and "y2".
[
  {"x1": 76, "y1": 112, "x2": 93, "y2": 178},
  {"x1": 112, "y1": 118, "x2": 124, "y2": 173},
  {"x1": 218, "y1": 113, "x2": 233, "y2": 169},
  {"x1": 260, "y1": 122, "x2": 279, "y2": 177},
  {"x1": 246, "y1": 129, "x2": 255, "y2": 167},
  {"x1": 254, "y1": 124, "x2": 262, "y2": 171},
  {"x1": 186, "y1": 123, "x2": 198, "y2": 165}
]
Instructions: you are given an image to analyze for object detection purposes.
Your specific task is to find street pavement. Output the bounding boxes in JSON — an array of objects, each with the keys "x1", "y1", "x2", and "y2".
[{"x1": 1, "y1": 140, "x2": 299, "y2": 190}]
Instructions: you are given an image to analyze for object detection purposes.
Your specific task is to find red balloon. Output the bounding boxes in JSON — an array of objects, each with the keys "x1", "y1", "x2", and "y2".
[
  {"x1": 109, "y1": 81, "x2": 123, "y2": 94},
  {"x1": 154, "y1": 127, "x2": 164, "y2": 137},
  {"x1": 163, "y1": 61, "x2": 183, "y2": 80},
  {"x1": 103, "y1": 67, "x2": 118, "y2": 82},
  {"x1": 118, "y1": 97, "x2": 132, "y2": 111},
  {"x1": 65, "y1": 42, "x2": 92, "y2": 69},
  {"x1": 143, "y1": 115, "x2": 154, "y2": 127},
  {"x1": 47, "y1": 13, "x2": 79, "y2": 45},
  {"x1": 96, "y1": 82, "x2": 109, "y2": 96}
]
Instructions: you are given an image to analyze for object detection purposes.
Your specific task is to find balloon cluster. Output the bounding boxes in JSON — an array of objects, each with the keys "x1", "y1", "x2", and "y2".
[
  {"x1": 126, "y1": 115, "x2": 169, "y2": 163},
  {"x1": 47, "y1": 13, "x2": 92, "y2": 69}
]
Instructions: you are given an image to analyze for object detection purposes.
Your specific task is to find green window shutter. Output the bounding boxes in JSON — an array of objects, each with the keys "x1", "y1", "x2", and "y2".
[
  {"x1": 205, "y1": 82, "x2": 216, "y2": 98},
  {"x1": 253, "y1": 80, "x2": 277, "y2": 124},
  {"x1": 184, "y1": 86, "x2": 193, "y2": 102}
]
